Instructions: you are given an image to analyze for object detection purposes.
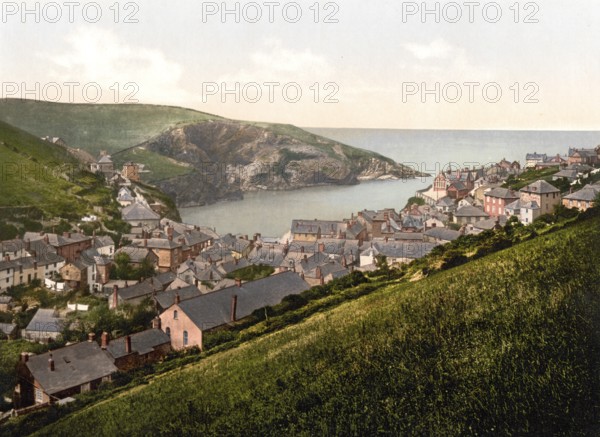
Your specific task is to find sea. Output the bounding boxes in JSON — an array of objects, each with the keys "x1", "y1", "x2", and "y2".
[{"x1": 180, "y1": 129, "x2": 600, "y2": 238}]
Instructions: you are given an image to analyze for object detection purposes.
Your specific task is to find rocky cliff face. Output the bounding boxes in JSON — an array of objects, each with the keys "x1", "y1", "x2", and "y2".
[{"x1": 140, "y1": 121, "x2": 420, "y2": 207}]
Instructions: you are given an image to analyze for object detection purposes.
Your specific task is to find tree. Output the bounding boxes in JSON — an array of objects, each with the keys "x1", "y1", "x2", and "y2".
[{"x1": 112, "y1": 252, "x2": 134, "y2": 280}]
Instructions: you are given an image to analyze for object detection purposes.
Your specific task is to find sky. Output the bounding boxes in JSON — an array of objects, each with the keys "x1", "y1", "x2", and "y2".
[{"x1": 1, "y1": 1, "x2": 599, "y2": 129}]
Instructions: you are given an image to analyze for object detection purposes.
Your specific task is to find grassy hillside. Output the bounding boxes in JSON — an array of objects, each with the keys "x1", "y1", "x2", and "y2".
[
  {"x1": 0, "y1": 100, "x2": 220, "y2": 155},
  {"x1": 24, "y1": 214, "x2": 600, "y2": 436},
  {"x1": 0, "y1": 120, "x2": 114, "y2": 221}
]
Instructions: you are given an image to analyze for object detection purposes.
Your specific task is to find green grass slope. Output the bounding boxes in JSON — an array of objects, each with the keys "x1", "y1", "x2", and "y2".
[
  {"x1": 0, "y1": 120, "x2": 113, "y2": 220},
  {"x1": 0, "y1": 100, "x2": 220, "y2": 155},
  {"x1": 30, "y1": 215, "x2": 600, "y2": 436}
]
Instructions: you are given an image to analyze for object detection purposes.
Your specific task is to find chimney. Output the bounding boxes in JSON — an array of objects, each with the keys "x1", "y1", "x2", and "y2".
[
  {"x1": 125, "y1": 335, "x2": 132, "y2": 354},
  {"x1": 175, "y1": 293, "x2": 181, "y2": 305},
  {"x1": 300, "y1": 246, "x2": 304, "y2": 254},
  {"x1": 4, "y1": 255, "x2": 9, "y2": 262},
  {"x1": 48, "y1": 354, "x2": 55, "y2": 371},
  {"x1": 88, "y1": 332, "x2": 96, "y2": 343},
  {"x1": 231, "y1": 295, "x2": 238, "y2": 322},
  {"x1": 152, "y1": 317, "x2": 161, "y2": 330},
  {"x1": 318, "y1": 242, "x2": 325, "y2": 253},
  {"x1": 235, "y1": 278, "x2": 242, "y2": 288},
  {"x1": 21, "y1": 352, "x2": 29, "y2": 363},
  {"x1": 44, "y1": 234, "x2": 49, "y2": 244},
  {"x1": 303, "y1": 254, "x2": 308, "y2": 262},
  {"x1": 101, "y1": 332, "x2": 109, "y2": 349},
  {"x1": 316, "y1": 266, "x2": 322, "y2": 279}
]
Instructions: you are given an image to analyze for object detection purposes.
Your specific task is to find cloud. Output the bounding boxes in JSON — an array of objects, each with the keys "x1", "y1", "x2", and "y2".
[
  {"x1": 217, "y1": 38, "x2": 335, "y2": 84},
  {"x1": 402, "y1": 39, "x2": 454, "y2": 61},
  {"x1": 41, "y1": 27, "x2": 188, "y2": 105}
]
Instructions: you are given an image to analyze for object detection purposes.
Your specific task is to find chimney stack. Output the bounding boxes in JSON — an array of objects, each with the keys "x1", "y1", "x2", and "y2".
[
  {"x1": 235, "y1": 278, "x2": 242, "y2": 288},
  {"x1": 175, "y1": 293, "x2": 181, "y2": 305},
  {"x1": 318, "y1": 242, "x2": 325, "y2": 253},
  {"x1": 231, "y1": 295, "x2": 238, "y2": 322},
  {"x1": 125, "y1": 335, "x2": 132, "y2": 354},
  {"x1": 88, "y1": 332, "x2": 96, "y2": 343},
  {"x1": 101, "y1": 332, "x2": 109, "y2": 349},
  {"x1": 48, "y1": 354, "x2": 55, "y2": 371},
  {"x1": 20, "y1": 352, "x2": 29, "y2": 363}
]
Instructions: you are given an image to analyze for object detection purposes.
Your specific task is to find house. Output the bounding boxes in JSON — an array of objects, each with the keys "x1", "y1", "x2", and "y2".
[
  {"x1": 117, "y1": 187, "x2": 135, "y2": 207},
  {"x1": 122, "y1": 162, "x2": 141, "y2": 182},
  {"x1": 14, "y1": 338, "x2": 117, "y2": 408},
  {"x1": 23, "y1": 232, "x2": 92, "y2": 263},
  {"x1": 41, "y1": 136, "x2": 67, "y2": 147},
  {"x1": 154, "y1": 285, "x2": 203, "y2": 312},
  {"x1": 103, "y1": 328, "x2": 171, "y2": 372},
  {"x1": 435, "y1": 196, "x2": 456, "y2": 213},
  {"x1": 424, "y1": 228, "x2": 462, "y2": 244},
  {"x1": 159, "y1": 271, "x2": 310, "y2": 350},
  {"x1": 122, "y1": 203, "x2": 161, "y2": 228},
  {"x1": 114, "y1": 246, "x2": 158, "y2": 268},
  {"x1": 0, "y1": 259, "x2": 16, "y2": 292},
  {"x1": 453, "y1": 206, "x2": 490, "y2": 225},
  {"x1": 562, "y1": 184, "x2": 600, "y2": 212},
  {"x1": 90, "y1": 153, "x2": 115, "y2": 179},
  {"x1": 519, "y1": 180, "x2": 561, "y2": 215},
  {"x1": 552, "y1": 169, "x2": 579, "y2": 183},
  {"x1": 0, "y1": 322, "x2": 17, "y2": 339},
  {"x1": 109, "y1": 279, "x2": 162, "y2": 309},
  {"x1": 525, "y1": 153, "x2": 547, "y2": 168},
  {"x1": 472, "y1": 216, "x2": 508, "y2": 233},
  {"x1": 505, "y1": 200, "x2": 540, "y2": 224},
  {"x1": 59, "y1": 260, "x2": 88, "y2": 290},
  {"x1": 0, "y1": 295, "x2": 13, "y2": 311},
  {"x1": 568, "y1": 147, "x2": 599, "y2": 166},
  {"x1": 484, "y1": 188, "x2": 519, "y2": 218},
  {"x1": 359, "y1": 241, "x2": 436, "y2": 267},
  {"x1": 22, "y1": 309, "x2": 65, "y2": 342},
  {"x1": 132, "y1": 238, "x2": 182, "y2": 272},
  {"x1": 447, "y1": 181, "x2": 469, "y2": 200}
]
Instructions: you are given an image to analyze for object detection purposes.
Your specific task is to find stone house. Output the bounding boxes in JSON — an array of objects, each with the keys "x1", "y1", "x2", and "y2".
[
  {"x1": 159, "y1": 271, "x2": 310, "y2": 350},
  {"x1": 14, "y1": 338, "x2": 117, "y2": 408}
]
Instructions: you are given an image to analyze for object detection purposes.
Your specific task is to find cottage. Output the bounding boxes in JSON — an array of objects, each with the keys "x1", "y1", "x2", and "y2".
[
  {"x1": 122, "y1": 203, "x2": 161, "y2": 228},
  {"x1": 568, "y1": 147, "x2": 599, "y2": 166},
  {"x1": 424, "y1": 228, "x2": 462, "y2": 244},
  {"x1": 23, "y1": 232, "x2": 92, "y2": 263},
  {"x1": 453, "y1": 205, "x2": 490, "y2": 225},
  {"x1": 14, "y1": 338, "x2": 117, "y2": 408},
  {"x1": 159, "y1": 271, "x2": 310, "y2": 350},
  {"x1": 525, "y1": 153, "x2": 547, "y2": 168},
  {"x1": 22, "y1": 309, "x2": 65, "y2": 342},
  {"x1": 562, "y1": 184, "x2": 600, "y2": 212},
  {"x1": 122, "y1": 162, "x2": 141, "y2": 182},
  {"x1": 59, "y1": 260, "x2": 88, "y2": 290},
  {"x1": 519, "y1": 180, "x2": 561, "y2": 216},
  {"x1": 505, "y1": 199, "x2": 540, "y2": 224},
  {"x1": 103, "y1": 328, "x2": 171, "y2": 372},
  {"x1": 484, "y1": 188, "x2": 519, "y2": 218}
]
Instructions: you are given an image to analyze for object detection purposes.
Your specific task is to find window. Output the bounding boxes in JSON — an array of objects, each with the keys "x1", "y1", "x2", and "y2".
[
  {"x1": 173, "y1": 310, "x2": 178, "y2": 320},
  {"x1": 35, "y1": 388, "x2": 44, "y2": 404},
  {"x1": 183, "y1": 331, "x2": 188, "y2": 346},
  {"x1": 166, "y1": 327, "x2": 171, "y2": 337}
]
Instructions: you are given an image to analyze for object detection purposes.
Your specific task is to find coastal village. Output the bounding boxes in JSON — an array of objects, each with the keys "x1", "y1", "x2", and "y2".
[{"x1": 1, "y1": 144, "x2": 600, "y2": 417}]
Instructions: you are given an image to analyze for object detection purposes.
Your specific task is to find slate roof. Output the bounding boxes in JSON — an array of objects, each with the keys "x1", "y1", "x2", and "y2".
[
  {"x1": 106, "y1": 329, "x2": 170, "y2": 359},
  {"x1": 473, "y1": 215, "x2": 508, "y2": 230},
  {"x1": 155, "y1": 285, "x2": 203, "y2": 310},
  {"x1": 118, "y1": 280, "x2": 162, "y2": 301},
  {"x1": 24, "y1": 232, "x2": 91, "y2": 248},
  {"x1": 394, "y1": 232, "x2": 424, "y2": 241},
  {"x1": 121, "y1": 203, "x2": 161, "y2": 222},
  {"x1": 436, "y1": 196, "x2": 455, "y2": 207},
  {"x1": 424, "y1": 228, "x2": 461, "y2": 242},
  {"x1": 520, "y1": 180, "x2": 560, "y2": 194},
  {"x1": 0, "y1": 239, "x2": 25, "y2": 253},
  {"x1": 506, "y1": 199, "x2": 540, "y2": 211},
  {"x1": 564, "y1": 185, "x2": 600, "y2": 202},
  {"x1": 553, "y1": 169, "x2": 578, "y2": 180},
  {"x1": 26, "y1": 342, "x2": 117, "y2": 395},
  {"x1": 25, "y1": 309, "x2": 65, "y2": 334},
  {"x1": 115, "y1": 246, "x2": 156, "y2": 264},
  {"x1": 176, "y1": 271, "x2": 310, "y2": 330},
  {"x1": 455, "y1": 206, "x2": 490, "y2": 218},
  {"x1": 97, "y1": 155, "x2": 113, "y2": 164},
  {"x1": 485, "y1": 188, "x2": 519, "y2": 199}
]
